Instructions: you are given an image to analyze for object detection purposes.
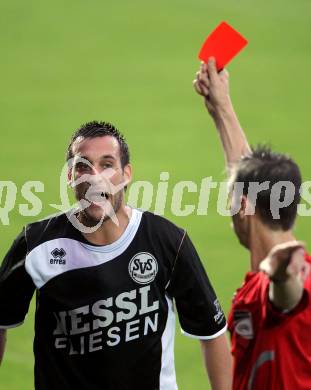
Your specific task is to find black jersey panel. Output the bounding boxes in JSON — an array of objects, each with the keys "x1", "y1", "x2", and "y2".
[
  {"x1": 167, "y1": 233, "x2": 226, "y2": 337},
  {"x1": 34, "y1": 258, "x2": 169, "y2": 390}
]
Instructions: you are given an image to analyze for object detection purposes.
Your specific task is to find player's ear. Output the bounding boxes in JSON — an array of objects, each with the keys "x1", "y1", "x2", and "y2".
[
  {"x1": 239, "y1": 195, "x2": 249, "y2": 219},
  {"x1": 123, "y1": 163, "x2": 132, "y2": 186},
  {"x1": 243, "y1": 195, "x2": 256, "y2": 217}
]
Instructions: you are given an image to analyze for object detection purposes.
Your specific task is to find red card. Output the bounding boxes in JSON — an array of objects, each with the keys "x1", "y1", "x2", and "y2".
[{"x1": 198, "y1": 21, "x2": 248, "y2": 71}]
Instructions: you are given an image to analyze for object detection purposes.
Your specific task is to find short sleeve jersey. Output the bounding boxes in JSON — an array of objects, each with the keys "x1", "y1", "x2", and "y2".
[
  {"x1": 228, "y1": 254, "x2": 311, "y2": 390},
  {"x1": 0, "y1": 209, "x2": 226, "y2": 390}
]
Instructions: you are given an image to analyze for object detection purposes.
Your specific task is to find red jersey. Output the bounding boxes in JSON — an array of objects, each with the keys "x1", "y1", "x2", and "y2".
[{"x1": 228, "y1": 254, "x2": 311, "y2": 390}]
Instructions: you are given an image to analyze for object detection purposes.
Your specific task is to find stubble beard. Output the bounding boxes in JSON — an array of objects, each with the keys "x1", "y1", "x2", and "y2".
[{"x1": 78, "y1": 191, "x2": 123, "y2": 228}]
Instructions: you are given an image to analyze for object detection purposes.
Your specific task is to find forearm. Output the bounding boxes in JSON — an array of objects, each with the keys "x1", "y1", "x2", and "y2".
[
  {"x1": 269, "y1": 277, "x2": 304, "y2": 311},
  {"x1": 0, "y1": 329, "x2": 7, "y2": 365},
  {"x1": 212, "y1": 99, "x2": 251, "y2": 171},
  {"x1": 200, "y1": 334, "x2": 232, "y2": 390}
]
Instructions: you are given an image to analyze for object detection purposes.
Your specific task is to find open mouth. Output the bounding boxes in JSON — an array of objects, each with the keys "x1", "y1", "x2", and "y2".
[{"x1": 83, "y1": 190, "x2": 111, "y2": 206}]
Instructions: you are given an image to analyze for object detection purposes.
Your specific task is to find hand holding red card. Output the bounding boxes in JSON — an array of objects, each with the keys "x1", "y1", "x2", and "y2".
[{"x1": 198, "y1": 22, "x2": 248, "y2": 71}]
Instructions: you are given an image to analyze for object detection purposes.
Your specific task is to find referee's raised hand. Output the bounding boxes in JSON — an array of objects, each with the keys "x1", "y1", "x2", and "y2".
[
  {"x1": 193, "y1": 58, "x2": 230, "y2": 118},
  {"x1": 193, "y1": 58, "x2": 251, "y2": 169}
]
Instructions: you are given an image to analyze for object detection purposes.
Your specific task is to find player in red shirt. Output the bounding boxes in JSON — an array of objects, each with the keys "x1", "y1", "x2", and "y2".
[{"x1": 193, "y1": 58, "x2": 311, "y2": 389}]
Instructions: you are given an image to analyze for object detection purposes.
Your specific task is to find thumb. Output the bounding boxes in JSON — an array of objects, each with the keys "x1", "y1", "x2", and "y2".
[{"x1": 207, "y1": 57, "x2": 218, "y2": 82}]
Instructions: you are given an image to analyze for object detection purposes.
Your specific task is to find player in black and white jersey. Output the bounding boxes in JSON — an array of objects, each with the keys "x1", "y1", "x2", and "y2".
[{"x1": 0, "y1": 121, "x2": 232, "y2": 389}]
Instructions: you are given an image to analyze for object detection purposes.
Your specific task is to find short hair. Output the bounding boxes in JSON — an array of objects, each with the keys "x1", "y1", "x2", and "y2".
[
  {"x1": 66, "y1": 121, "x2": 130, "y2": 168},
  {"x1": 232, "y1": 145, "x2": 301, "y2": 231}
]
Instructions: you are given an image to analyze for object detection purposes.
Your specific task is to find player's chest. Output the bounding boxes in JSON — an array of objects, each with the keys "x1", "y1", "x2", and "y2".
[{"x1": 27, "y1": 237, "x2": 173, "y2": 304}]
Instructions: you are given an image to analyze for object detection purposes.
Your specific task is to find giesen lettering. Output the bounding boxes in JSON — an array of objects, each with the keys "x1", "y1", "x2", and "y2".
[{"x1": 53, "y1": 285, "x2": 160, "y2": 355}]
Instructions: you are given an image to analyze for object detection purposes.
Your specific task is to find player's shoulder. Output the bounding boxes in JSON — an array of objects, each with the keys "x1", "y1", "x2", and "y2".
[
  {"x1": 305, "y1": 253, "x2": 311, "y2": 264},
  {"x1": 25, "y1": 212, "x2": 70, "y2": 251},
  {"x1": 25, "y1": 211, "x2": 68, "y2": 233},
  {"x1": 141, "y1": 210, "x2": 185, "y2": 238},
  {"x1": 234, "y1": 271, "x2": 268, "y2": 304}
]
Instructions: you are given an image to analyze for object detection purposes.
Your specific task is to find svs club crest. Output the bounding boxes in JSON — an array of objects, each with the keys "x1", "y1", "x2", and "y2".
[{"x1": 129, "y1": 252, "x2": 158, "y2": 284}]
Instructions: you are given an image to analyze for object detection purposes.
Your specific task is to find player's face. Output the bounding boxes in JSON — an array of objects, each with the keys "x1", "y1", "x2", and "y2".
[{"x1": 69, "y1": 135, "x2": 132, "y2": 225}]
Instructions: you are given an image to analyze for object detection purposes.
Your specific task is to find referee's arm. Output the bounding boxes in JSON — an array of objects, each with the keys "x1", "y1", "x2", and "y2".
[{"x1": 193, "y1": 58, "x2": 251, "y2": 173}]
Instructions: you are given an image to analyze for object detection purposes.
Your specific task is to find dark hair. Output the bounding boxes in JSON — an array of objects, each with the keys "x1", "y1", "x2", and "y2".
[
  {"x1": 66, "y1": 121, "x2": 130, "y2": 168},
  {"x1": 232, "y1": 145, "x2": 301, "y2": 230}
]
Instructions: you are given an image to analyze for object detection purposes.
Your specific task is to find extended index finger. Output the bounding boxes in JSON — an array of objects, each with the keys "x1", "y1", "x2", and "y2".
[
  {"x1": 270, "y1": 241, "x2": 305, "y2": 258},
  {"x1": 259, "y1": 241, "x2": 305, "y2": 275}
]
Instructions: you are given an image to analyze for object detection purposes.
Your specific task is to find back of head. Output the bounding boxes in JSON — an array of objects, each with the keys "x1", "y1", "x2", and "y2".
[{"x1": 232, "y1": 145, "x2": 302, "y2": 231}]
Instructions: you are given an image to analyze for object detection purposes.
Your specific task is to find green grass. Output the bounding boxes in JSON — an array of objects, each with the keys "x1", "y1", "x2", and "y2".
[{"x1": 1, "y1": 0, "x2": 311, "y2": 388}]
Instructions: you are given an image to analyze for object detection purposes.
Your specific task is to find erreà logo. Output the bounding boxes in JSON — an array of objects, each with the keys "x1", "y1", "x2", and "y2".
[
  {"x1": 129, "y1": 252, "x2": 158, "y2": 285},
  {"x1": 50, "y1": 248, "x2": 66, "y2": 265}
]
